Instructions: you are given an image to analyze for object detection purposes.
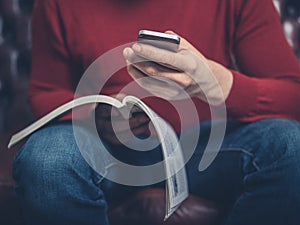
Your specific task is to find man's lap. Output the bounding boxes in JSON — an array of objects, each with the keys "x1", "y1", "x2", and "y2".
[{"x1": 13, "y1": 118, "x2": 300, "y2": 216}]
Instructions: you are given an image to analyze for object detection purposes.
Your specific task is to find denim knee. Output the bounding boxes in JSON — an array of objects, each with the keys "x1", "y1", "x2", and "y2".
[
  {"x1": 13, "y1": 123, "x2": 94, "y2": 186},
  {"x1": 221, "y1": 119, "x2": 300, "y2": 224},
  {"x1": 13, "y1": 123, "x2": 109, "y2": 225},
  {"x1": 229, "y1": 118, "x2": 300, "y2": 171}
]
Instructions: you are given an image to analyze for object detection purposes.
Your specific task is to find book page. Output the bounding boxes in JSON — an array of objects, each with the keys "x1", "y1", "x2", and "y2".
[
  {"x1": 123, "y1": 96, "x2": 189, "y2": 220},
  {"x1": 8, "y1": 95, "x2": 122, "y2": 148}
]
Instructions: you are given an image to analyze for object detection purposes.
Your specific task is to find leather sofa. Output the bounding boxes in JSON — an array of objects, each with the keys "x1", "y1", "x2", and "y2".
[{"x1": 0, "y1": 0, "x2": 299, "y2": 224}]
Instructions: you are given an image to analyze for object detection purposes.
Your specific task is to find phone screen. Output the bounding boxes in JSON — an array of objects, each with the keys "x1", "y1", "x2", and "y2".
[{"x1": 138, "y1": 30, "x2": 180, "y2": 52}]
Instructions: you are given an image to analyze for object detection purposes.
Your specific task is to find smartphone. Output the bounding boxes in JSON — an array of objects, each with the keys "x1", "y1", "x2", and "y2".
[{"x1": 138, "y1": 30, "x2": 180, "y2": 52}]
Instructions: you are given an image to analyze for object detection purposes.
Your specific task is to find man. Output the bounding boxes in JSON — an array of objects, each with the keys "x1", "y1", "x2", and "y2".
[{"x1": 13, "y1": 0, "x2": 300, "y2": 224}]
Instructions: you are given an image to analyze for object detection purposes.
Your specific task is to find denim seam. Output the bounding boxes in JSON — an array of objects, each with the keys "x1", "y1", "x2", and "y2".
[
  {"x1": 93, "y1": 163, "x2": 118, "y2": 186},
  {"x1": 220, "y1": 147, "x2": 261, "y2": 171}
]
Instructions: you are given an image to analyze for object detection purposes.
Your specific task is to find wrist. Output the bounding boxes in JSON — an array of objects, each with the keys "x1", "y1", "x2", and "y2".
[{"x1": 207, "y1": 60, "x2": 233, "y2": 101}]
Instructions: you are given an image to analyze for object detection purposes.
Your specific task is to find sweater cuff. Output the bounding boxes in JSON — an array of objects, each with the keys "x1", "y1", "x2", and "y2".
[{"x1": 225, "y1": 70, "x2": 259, "y2": 121}]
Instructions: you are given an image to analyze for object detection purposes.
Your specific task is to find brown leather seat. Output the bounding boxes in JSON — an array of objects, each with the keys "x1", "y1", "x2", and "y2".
[
  {"x1": 0, "y1": 0, "x2": 299, "y2": 224},
  {"x1": 108, "y1": 188, "x2": 224, "y2": 225}
]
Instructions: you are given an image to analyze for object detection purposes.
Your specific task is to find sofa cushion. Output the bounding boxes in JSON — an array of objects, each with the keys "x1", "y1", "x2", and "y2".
[{"x1": 108, "y1": 189, "x2": 224, "y2": 225}]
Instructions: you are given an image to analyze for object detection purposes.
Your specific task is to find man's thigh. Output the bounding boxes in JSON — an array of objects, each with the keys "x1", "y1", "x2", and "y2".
[{"x1": 184, "y1": 118, "x2": 300, "y2": 204}]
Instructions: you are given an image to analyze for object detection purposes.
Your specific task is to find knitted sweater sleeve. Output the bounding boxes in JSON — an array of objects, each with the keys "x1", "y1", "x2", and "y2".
[{"x1": 225, "y1": 0, "x2": 300, "y2": 122}]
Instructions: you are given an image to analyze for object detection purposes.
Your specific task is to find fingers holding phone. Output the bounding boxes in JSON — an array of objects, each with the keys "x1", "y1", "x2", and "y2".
[
  {"x1": 123, "y1": 30, "x2": 233, "y2": 104},
  {"x1": 123, "y1": 30, "x2": 200, "y2": 100}
]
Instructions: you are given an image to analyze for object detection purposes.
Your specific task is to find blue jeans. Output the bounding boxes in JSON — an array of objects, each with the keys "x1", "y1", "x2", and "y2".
[{"x1": 13, "y1": 119, "x2": 300, "y2": 225}]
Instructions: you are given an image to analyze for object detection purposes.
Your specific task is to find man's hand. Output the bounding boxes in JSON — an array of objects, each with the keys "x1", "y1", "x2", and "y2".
[
  {"x1": 95, "y1": 103, "x2": 151, "y2": 146},
  {"x1": 123, "y1": 31, "x2": 233, "y2": 105}
]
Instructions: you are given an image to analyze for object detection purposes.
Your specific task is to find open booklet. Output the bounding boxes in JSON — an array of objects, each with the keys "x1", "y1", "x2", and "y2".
[{"x1": 8, "y1": 95, "x2": 189, "y2": 220}]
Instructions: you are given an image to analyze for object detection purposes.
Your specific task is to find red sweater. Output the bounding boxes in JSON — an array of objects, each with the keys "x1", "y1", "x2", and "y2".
[{"x1": 29, "y1": 0, "x2": 300, "y2": 132}]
